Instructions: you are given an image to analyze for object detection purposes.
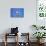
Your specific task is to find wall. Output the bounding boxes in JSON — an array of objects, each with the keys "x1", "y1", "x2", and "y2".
[{"x1": 0, "y1": 0, "x2": 36, "y2": 42}]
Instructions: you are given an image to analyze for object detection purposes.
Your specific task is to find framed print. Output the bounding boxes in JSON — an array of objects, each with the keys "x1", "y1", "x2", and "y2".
[
  {"x1": 36, "y1": 0, "x2": 46, "y2": 26},
  {"x1": 10, "y1": 8, "x2": 24, "y2": 17}
]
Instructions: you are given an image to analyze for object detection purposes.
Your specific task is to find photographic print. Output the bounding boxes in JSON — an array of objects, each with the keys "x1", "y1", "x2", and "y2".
[{"x1": 11, "y1": 8, "x2": 24, "y2": 17}]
